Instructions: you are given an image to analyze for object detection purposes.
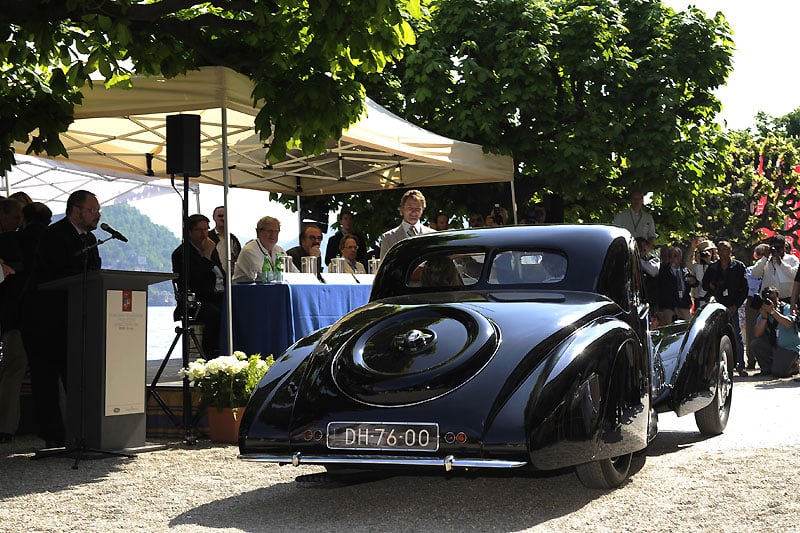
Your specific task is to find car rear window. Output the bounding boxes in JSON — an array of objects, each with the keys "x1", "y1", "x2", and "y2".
[{"x1": 488, "y1": 250, "x2": 567, "y2": 284}]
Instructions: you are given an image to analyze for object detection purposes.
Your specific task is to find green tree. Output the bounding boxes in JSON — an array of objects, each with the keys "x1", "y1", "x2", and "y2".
[
  {"x1": 1, "y1": 0, "x2": 421, "y2": 175},
  {"x1": 323, "y1": 0, "x2": 734, "y2": 243},
  {"x1": 716, "y1": 122, "x2": 800, "y2": 259}
]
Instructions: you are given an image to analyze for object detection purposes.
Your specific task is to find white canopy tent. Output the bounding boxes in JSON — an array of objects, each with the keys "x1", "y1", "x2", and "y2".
[
  {"x1": 7, "y1": 66, "x2": 514, "y2": 199},
  {"x1": 4, "y1": 66, "x2": 516, "y2": 355}
]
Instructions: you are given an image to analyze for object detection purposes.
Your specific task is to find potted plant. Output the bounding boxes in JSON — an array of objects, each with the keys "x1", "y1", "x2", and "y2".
[{"x1": 179, "y1": 351, "x2": 274, "y2": 443}]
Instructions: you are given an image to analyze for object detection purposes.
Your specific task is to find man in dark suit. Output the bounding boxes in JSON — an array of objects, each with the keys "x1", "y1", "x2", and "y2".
[
  {"x1": 21, "y1": 190, "x2": 102, "y2": 448},
  {"x1": 286, "y1": 223, "x2": 324, "y2": 273},
  {"x1": 172, "y1": 214, "x2": 225, "y2": 359}
]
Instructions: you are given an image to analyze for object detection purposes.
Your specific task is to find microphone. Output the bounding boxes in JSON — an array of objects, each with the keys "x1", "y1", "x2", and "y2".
[{"x1": 100, "y1": 222, "x2": 129, "y2": 243}]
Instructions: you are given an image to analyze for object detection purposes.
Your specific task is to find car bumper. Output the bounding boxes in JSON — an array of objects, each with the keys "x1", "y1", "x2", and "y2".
[{"x1": 239, "y1": 452, "x2": 527, "y2": 472}]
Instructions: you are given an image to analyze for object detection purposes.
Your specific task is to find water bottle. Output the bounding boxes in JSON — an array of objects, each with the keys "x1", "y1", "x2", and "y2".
[
  {"x1": 273, "y1": 253, "x2": 285, "y2": 282},
  {"x1": 261, "y1": 255, "x2": 270, "y2": 283}
]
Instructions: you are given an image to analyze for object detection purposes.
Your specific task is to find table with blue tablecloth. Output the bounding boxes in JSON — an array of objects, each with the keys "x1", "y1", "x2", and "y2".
[{"x1": 222, "y1": 282, "x2": 372, "y2": 358}]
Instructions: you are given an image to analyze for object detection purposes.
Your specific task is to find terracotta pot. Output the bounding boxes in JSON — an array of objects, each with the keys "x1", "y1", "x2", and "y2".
[{"x1": 206, "y1": 406, "x2": 245, "y2": 444}]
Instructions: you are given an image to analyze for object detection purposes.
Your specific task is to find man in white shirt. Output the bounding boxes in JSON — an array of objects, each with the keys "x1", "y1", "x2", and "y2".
[
  {"x1": 613, "y1": 190, "x2": 657, "y2": 246},
  {"x1": 209, "y1": 206, "x2": 241, "y2": 276},
  {"x1": 379, "y1": 189, "x2": 435, "y2": 260},
  {"x1": 752, "y1": 235, "x2": 798, "y2": 301},
  {"x1": 233, "y1": 216, "x2": 298, "y2": 283}
]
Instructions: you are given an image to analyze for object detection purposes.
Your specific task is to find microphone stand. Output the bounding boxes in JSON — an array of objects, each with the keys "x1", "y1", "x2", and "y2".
[{"x1": 35, "y1": 234, "x2": 134, "y2": 468}]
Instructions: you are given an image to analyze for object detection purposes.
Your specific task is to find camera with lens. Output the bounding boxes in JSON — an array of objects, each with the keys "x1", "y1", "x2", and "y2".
[
  {"x1": 760, "y1": 288, "x2": 776, "y2": 304},
  {"x1": 185, "y1": 291, "x2": 202, "y2": 320},
  {"x1": 751, "y1": 288, "x2": 777, "y2": 311},
  {"x1": 491, "y1": 204, "x2": 504, "y2": 225}
]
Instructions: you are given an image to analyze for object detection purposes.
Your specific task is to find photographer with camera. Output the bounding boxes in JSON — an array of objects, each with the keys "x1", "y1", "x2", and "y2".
[
  {"x1": 689, "y1": 239, "x2": 717, "y2": 308},
  {"x1": 702, "y1": 240, "x2": 749, "y2": 376},
  {"x1": 750, "y1": 286, "x2": 800, "y2": 377},
  {"x1": 485, "y1": 204, "x2": 509, "y2": 227},
  {"x1": 751, "y1": 235, "x2": 798, "y2": 302}
]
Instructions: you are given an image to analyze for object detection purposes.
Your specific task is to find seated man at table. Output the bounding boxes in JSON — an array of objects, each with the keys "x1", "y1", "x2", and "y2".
[
  {"x1": 232, "y1": 215, "x2": 298, "y2": 283},
  {"x1": 329, "y1": 234, "x2": 366, "y2": 274},
  {"x1": 172, "y1": 214, "x2": 224, "y2": 359},
  {"x1": 287, "y1": 223, "x2": 323, "y2": 273}
]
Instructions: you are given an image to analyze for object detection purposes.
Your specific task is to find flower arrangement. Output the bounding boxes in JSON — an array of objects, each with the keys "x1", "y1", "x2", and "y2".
[{"x1": 179, "y1": 351, "x2": 274, "y2": 410}]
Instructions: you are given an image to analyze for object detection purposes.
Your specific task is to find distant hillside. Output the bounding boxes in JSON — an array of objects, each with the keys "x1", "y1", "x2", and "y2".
[{"x1": 97, "y1": 203, "x2": 181, "y2": 304}]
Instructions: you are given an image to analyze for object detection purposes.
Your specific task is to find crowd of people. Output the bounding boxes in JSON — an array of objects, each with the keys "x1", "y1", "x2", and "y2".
[{"x1": 618, "y1": 189, "x2": 800, "y2": 381}]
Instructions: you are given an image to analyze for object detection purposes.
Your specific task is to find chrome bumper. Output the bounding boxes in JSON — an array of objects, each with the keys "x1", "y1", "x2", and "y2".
[{"x1": 239, "y1": 452, "x2": 527, "y2": 472}]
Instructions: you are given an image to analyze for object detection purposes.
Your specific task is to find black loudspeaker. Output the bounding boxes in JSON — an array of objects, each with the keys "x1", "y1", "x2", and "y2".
[{"x1": 166, "y1": 114, "x2": 201, "y2": 177}]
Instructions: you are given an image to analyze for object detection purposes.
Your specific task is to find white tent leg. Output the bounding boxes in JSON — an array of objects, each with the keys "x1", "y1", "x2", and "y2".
[
  {"x1": 510, "y1": 179, "x2": 518, "y2": 224},
  {"x1": 221, "y1": 107, "x2": 234, "y2": 356}
]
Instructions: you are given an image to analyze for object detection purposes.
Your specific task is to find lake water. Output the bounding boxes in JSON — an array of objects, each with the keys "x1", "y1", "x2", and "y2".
[{"x1": 146, "y1": 305, "x2": 183, "y2": 361}]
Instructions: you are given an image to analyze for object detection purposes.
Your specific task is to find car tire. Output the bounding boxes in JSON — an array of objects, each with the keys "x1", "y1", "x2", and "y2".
[
  {"x1": 694, "y1": 334, "x2": 733, "y2": 435},
  {"x1": 574, "y1": 453, "x2": 632, "y2": 489}
]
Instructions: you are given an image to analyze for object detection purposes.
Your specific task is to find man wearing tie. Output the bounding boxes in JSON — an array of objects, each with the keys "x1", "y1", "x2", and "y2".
[
  {"x1": 379, "y1": 189, "x2": 436, "y2": 260},
  {"x1": 21, "y1": 190, "x2": 102, "y2": 449}
]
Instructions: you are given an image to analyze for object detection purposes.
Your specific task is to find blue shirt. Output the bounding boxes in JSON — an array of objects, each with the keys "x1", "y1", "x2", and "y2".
[
  {"x1": 755, "y1": 302, "x2": 800, "y2": 351},
  {"x1": 745, "y1": 265, "x2": 761, "y2": 297}
]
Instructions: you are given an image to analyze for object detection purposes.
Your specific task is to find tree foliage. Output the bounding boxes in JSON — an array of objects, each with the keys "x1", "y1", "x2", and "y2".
[
  {"x1": 0, "y1": 0, "x2": 421, "y2": 174},
  {"x1": 318, "y1": 0, "x2": 735, "y2": 244},
  {"x1": 705, "y1": 112, "x2": 800, "y2": 260}
]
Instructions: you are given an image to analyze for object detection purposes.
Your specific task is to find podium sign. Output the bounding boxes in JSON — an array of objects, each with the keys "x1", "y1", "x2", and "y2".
[
  {"x1": 41, "y1": 270, "x2": 175, "y2": 451},
  {"x1": 105, "y1": 289, "x2": 147, "y2": 417}
]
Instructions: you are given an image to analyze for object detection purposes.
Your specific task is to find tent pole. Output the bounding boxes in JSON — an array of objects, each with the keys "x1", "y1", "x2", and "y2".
[
  {"x1": 509, "y1": 178, "x2": 518, "y2": 224},
  {"x1": 221, "y1": 107, "x2": 233, "y2": 356}
]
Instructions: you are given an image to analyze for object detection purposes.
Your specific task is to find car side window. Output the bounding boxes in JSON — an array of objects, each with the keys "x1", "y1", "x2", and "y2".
[{"x1": 488, "y1": 250, "x2": 567, "y2": 285}]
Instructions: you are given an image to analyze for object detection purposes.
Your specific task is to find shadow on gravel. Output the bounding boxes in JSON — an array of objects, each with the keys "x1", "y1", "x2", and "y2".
[
  {"x1": 0, "y1": 437, "x2": 187, "y2": 499},
  {"x1": 646, "y1": 430, "x2": 712, "y2": 458},
  {"x1": 753, "y1": 378, "x2": 800, "y2": 390},
  {"x1": 0, "y1": 452, "x2": 132, "y2": 499},
  {"x1": 170, "y1": 468, "x2": 602, "y2": 531}
]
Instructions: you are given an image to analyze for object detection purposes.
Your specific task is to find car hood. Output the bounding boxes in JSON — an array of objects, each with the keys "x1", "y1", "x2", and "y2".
[{"x1": 296, "y1": 291, "x2": 618, "y2": 409}]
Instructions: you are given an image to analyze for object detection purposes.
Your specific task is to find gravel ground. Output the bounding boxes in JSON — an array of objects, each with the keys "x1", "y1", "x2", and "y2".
[{"x1": 2, "y1": 375, "x2": 800, "y2": 533}]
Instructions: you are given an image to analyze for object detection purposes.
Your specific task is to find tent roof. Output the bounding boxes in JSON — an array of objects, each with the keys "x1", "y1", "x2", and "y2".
[{"x1": 9, "y1": 67, "x2": 514, "y2": 197}]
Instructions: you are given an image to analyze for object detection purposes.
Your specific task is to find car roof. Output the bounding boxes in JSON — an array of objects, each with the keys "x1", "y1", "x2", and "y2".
[{"x1": 375, "y1": 224, "x2": 632, "y2": 297}]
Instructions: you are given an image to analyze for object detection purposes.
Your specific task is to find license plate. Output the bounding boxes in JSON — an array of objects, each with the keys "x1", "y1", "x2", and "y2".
[{"x1": 327, "y1": 422, "x2": 439, "y2": 452}]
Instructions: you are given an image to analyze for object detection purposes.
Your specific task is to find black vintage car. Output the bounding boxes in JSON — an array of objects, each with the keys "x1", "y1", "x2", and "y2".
[{"x1": 238, "y1": 225, "x2": 734, "y2": 489}]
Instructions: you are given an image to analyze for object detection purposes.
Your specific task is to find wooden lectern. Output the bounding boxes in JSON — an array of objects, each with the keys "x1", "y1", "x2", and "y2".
[{"x1": 41, "y1": 269, "x2": 175, "y2": 452}]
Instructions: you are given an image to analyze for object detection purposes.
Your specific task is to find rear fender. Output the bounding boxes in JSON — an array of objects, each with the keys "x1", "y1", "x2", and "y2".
[
  {"x1": 485, "y1": 318, "x2": 649, "y2": 470},
  {"x1": 238, "y1": 329, "x2": 326, "y2": 451}
]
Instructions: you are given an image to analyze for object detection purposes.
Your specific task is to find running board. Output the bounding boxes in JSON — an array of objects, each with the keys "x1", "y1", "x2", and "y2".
[{"x1": 239, "y1": 453, "x2": 527, "y2": 472}]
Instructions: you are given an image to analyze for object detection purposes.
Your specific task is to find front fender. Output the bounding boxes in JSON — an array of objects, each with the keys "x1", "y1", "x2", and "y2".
[
  {"x1": 484, "y1": 317, "x2": 650, "y2": 470},
  {"x1": 668, "y1": 303, "x2": 733, "y2": 416}
]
